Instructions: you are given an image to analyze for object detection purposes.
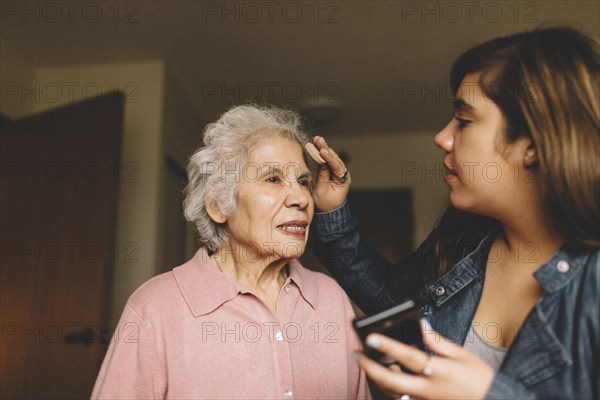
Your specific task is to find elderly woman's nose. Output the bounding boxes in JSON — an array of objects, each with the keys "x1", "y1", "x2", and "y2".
[{"x1": 285, "y1": 182, "x2": 310, "y2": 208}]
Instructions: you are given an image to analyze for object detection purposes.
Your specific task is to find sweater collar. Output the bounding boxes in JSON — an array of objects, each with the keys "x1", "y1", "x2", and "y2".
[{"x1": 173, "y1": 247, "x2": 318, "y2": 316}]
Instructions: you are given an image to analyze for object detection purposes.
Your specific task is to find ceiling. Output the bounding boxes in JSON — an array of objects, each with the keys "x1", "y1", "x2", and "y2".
[{"x1": 2, "y1": 0, "x2": 599, "y2": 136}]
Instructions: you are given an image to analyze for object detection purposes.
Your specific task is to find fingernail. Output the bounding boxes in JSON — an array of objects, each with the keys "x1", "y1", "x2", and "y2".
[
  {"x1": 366, "y1": 336, "x2": 381, "y2": 349},
  {"x1": 321, "y1": 137, "x2": 327, "y2": 145},
  {"x1": 323, "y1": 149, "x2": 330, "y2": 155},
  {"x1": 351, "y1": 352, "x2": 358, "y2": 361}
]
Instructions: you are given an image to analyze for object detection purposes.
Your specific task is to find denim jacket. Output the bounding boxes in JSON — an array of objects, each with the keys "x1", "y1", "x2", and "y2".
[{"x1": 313, "y1": 202, "x2": 599, "y2": 400}]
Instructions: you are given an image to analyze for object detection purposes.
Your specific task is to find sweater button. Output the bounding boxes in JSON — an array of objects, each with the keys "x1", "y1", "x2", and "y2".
[
  {"x1": 556, "y1": 260, "x2": 570, "y2": 273},
  {"x1": 283, "y1": 389, "x2": 293, "y2": 398},
  {"x1": 435, "y1": 286, "x2": 445, "y2": 296}
]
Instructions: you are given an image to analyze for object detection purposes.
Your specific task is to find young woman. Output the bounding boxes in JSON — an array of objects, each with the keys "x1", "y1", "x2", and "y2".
[{"x1": 309, "y1": 27, "x2": 599, "y2": 399}]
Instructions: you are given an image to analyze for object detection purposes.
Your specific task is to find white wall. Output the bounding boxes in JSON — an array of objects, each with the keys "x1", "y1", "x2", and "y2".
[{"x1": 326, "y1": 133, "x2": 449, "y2": 244}]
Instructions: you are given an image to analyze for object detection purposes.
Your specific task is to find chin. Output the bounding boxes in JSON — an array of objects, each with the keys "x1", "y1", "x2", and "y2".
[
  {"x1": 449, "y1": 194, "x2": 474, "y2": 213},
  {"x1": 450, "y1": 198, "x2": 494, "y2": 219},
  {"x1": 279, "y1": 242, "x2": 306, "y2": 259}
]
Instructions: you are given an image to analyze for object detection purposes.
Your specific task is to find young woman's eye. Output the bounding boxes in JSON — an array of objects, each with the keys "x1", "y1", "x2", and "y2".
[{"x1": 455, "y1": 117, "x2": 472, "y2": 129}]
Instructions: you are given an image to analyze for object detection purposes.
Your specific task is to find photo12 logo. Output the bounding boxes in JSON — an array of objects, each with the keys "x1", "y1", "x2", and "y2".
[
  {"x1": 201, "y1": 81, "x2": 340, "y2": 105},
  {"x1": 0, "y1": 161, "x2": 140, "y2": 184},
  {"x1": 199, "y1": 1, "x2": 340, "y2": 23},
  {"x1": 1, "y1": 241, "x2": 140, "y2": 264},
  {"x1": 0, "y1": 1, "x2": 140, "y2": 24},
  {"x1": 399, "y1": 1, "x2": 541, "y2": 24},
  {"x1": 1, "y1": 81, "x2": 140, "y2": 105},
  {"x1": 201, "y1": 321, "x2": 340, "y2": 344}
]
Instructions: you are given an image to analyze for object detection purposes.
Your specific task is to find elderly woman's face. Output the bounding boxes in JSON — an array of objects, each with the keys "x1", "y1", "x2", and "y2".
[{"x1": 225, "y1": 134, "x2": 314, "y2": 261}]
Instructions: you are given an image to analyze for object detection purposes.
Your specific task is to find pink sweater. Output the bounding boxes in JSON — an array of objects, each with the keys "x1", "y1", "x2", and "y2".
[{"x1": 92, "y1": 248, "x2": 370, "y2": 399}]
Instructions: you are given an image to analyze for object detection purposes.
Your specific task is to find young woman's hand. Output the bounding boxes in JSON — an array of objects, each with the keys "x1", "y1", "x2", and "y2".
[
  {"x1": 355, "y1": 323, "x2": 495, "y2": 400},
  {"x1": 305, "y1": 136, "x2": 351, "y2": 212}
]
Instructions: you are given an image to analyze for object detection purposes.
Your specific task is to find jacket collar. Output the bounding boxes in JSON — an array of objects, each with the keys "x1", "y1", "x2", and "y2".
[
  {"x1": 173, "y1": 248, "x2": 318, "y2": 317},
  {"x1": 427, "y1": 235, "x2": 591, "y2": 305},
  {"x1": 533, "y1": 247, "x2": 590, "y2": 294},
  {"x1": 503, "y1": 249, "x2": 592, "y2": 387},
  {"x1": 427, "y1": 232, "x2": 494, "y2": 306}
]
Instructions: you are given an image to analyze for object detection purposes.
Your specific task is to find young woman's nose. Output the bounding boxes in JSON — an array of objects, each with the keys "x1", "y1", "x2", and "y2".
[{"x1": 434, "y1": 120, "x2": 454, "y2": 152}]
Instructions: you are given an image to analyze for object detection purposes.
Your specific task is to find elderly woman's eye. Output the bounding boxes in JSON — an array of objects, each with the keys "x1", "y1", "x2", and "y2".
[
  {"x1": 299, "y1": 179, "x2": 311, "y2": 187},
  {"x1": 266, "y1": 176, "x2": 280, "y2": 183}
]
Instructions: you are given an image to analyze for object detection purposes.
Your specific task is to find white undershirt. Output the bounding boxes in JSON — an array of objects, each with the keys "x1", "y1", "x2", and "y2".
[{"x1": 463, "y1": 324, "x2": 508, "y2": 371}]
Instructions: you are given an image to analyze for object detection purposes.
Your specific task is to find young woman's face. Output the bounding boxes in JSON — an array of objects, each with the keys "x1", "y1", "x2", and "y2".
[
  {"x1": 225, "y1": 134, "x2": 314, "y2": 262},
  {"x1": 434, "y1": 72, "x2": 534, "y2": 219}
]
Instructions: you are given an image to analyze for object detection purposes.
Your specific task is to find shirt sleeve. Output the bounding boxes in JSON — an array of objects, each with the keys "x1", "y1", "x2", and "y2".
[
  {"x1": 91, "y1": 303, "x2": 166, "y2": 399},
  {"x1": 313, "y1": 201, "x2": 437, "y2": 315},
  {"x1": 485, "y1": 372, "x2": 536, "y2": 400}
]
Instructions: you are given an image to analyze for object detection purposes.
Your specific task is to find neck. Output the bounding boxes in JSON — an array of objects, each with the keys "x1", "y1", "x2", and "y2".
[
  {"x1": 212, "y1": 245, "x2": 289, "y2": 292},
  {"x1": 495, "y1": 201, "x2": 564, "y2": 270}
]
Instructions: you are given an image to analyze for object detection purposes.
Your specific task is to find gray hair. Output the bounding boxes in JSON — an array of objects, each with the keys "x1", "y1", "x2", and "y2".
[{"x1": 183, "y1": 104, "x2": 311, "y2": 253}]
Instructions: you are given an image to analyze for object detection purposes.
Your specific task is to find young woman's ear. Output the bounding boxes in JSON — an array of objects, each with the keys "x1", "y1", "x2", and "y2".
[
  {"x1": 523, "y1": 145, "x2": 538, "y2": 167},
  {"x1": 206, "y1": 198, "x2": 227, "y2": 223}
]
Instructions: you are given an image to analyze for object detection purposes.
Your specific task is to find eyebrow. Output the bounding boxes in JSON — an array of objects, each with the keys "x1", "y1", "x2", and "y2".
[
  {"x1": 299, "y1": 172, "x2": 313, "y2": 180},
  {"x1": 453, "y1": 98, "x2": 476, "y2": 114},
  {"x1": 262, "y1": 165, "x2": 312, "y2": 179}
]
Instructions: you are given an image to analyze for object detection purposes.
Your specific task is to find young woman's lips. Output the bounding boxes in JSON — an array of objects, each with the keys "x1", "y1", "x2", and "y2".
[
  {"x1": 444, "y1": 164, "x2": 459, "y2": 183},
  {"x1": 276, "y1": 220, "x2": 308, "y2": 237}
]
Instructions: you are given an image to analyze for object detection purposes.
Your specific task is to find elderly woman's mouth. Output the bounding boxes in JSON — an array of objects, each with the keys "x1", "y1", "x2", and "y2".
[{"x1": 277, "y1": 221, "x2": 308, "y2": 236}]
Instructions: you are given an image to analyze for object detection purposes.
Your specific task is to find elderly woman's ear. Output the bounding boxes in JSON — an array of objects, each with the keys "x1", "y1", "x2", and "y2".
[{"x1": 206, "y1": 198, "x2": 227, "y2": 224}]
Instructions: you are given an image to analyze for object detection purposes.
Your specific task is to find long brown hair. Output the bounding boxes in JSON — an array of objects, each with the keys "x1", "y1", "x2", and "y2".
[{"x1": 434, "y1": 27, "x2": 600, "y2": 276}]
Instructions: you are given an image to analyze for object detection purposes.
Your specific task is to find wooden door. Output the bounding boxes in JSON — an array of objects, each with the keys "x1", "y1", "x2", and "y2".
[
  {"x1": 1, "y1": 93, "x2": 123, "y2": 399},
  {"x1": 346, "y1": 189, "x2": 415, "y2": 264}
]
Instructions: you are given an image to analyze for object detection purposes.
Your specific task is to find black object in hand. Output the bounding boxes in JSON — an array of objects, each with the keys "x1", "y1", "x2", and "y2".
[{"x1": 353, "y1": 299, "x2": 424, "y2": 367}]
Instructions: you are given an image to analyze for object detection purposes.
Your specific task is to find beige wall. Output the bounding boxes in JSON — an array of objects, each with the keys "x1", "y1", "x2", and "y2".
[
  {"x1": 326, "y1": 133, "x2": 449, "y2": 244},
  {"x1": 0, "y1": 38, "x2": 35, "y2": 119},
  {"x1": 162, "y1": 68, "x2": 204, "y2": 169},
  {"x1": 32, "y1": 61, "x2": 167, "y2": 327},
  {"x1": 1, "y1": 50, "x2": 204, "y2": 326},
  {"x1": 1, "y1": 43, "x2": 449, "y2": 325},
  {"x1": 157, "y1": 69, "x2": 204, "y2": 270}
]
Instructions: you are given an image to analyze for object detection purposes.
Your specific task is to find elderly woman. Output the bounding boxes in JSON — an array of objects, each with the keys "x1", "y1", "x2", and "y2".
[{"x1": 91, "y1": 105, "x2": 369, "y2": 399}]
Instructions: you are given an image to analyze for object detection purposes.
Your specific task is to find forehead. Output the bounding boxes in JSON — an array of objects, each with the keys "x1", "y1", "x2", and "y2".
[
  {"x1": 455, "y1": 72, "x2": 485, "y2": 103},
  {"x1": 247, "y1": 134, "x2": 307, "y2": 168},
  {"x1": 454, "y1": 72, "x2": 504, "y2": 116}
]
